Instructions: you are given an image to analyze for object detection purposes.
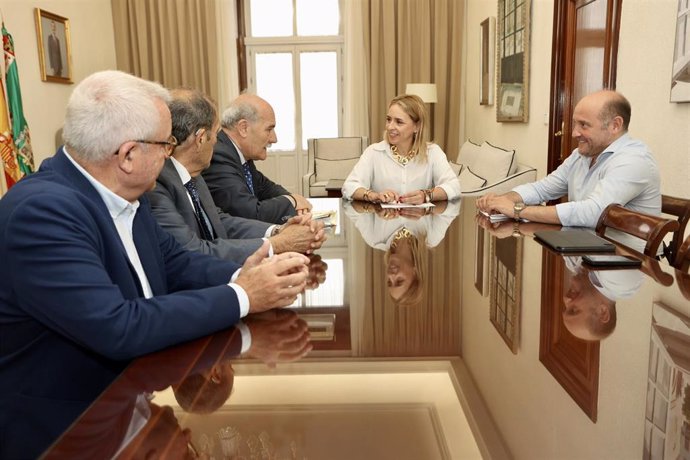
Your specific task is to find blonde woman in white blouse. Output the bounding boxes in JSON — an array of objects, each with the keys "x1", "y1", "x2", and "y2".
[{"x1": 342, "y1": 94, "x2": 461, "y2": 204}]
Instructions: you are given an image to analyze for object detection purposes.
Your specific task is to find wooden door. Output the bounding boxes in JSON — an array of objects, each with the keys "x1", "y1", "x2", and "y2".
[{"x1": 547, "y1": 0, "x2": 622, "y2": 173}]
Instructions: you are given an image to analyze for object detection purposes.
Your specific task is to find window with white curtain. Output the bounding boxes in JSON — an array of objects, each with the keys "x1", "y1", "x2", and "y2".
[{"x1": 244, "y1": 0, "x2": 343, "y2": 152}]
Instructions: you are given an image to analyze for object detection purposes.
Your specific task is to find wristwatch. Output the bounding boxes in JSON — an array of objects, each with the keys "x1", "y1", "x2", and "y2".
[
  {"x1": 512, "y1": 222, "x2": 523, "y2": 238},
  {"x1": 513, "y1": 202, "x2": 525, "y2": 220}
]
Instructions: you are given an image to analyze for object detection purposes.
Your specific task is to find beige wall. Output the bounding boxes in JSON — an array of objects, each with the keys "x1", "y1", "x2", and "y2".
[
  {"x1": 0, "y1": 0, "x2": 117, "y2": 167},
  {"x1": 463, "y1": 0, "x2": 690, "y2": 198}
]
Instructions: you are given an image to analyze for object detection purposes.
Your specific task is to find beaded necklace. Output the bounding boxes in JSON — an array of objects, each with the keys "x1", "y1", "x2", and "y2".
[{"x1": 390, "y1": 144, "x2": 417, "y2": 165}]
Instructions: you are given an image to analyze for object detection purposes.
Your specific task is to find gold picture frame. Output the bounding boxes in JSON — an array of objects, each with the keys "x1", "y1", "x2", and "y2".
[
  {"x1": 489, "y1": 235, "x2": 523, "y2": 353},
  {"x1": 496, "y1": 0, "x2": 530, "y2": 122},
  {"x1": 480, "y1": 17, "x2": 495, "y2": 106},
  {"x1": 34, "y1": 8, "x2": 73, "y2": 84}
]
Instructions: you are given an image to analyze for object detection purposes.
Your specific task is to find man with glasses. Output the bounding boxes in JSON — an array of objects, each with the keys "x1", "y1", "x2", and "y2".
[
  {"x1": 147, "y1": 88, "x2": 326, "y2": 263},
  {"x1": 0, "y1": 70, "x2": 310, "y2": 458}
]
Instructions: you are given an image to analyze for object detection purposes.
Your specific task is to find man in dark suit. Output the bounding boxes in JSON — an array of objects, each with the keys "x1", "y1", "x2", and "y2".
[
  {"x1": 202, "y1": 94, "x2": 313, "y2": 224},
  {"x1": 148, "y1": 88, "x2": 326, "y2": 263},
  {"x1": 0, "y1": 71, "x2": 310, "y2": 458},
  {"x1": 47, "y1": 20, "x2": 63, "y2": 77}
]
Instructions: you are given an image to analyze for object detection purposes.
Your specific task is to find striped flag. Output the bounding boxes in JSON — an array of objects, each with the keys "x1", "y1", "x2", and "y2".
[
  {"x1": 0, "y1": 76, "x2": 20, "y2": 189},
  {"x1": 2, "y1": 22, "x2": 34, "y2": 184}
]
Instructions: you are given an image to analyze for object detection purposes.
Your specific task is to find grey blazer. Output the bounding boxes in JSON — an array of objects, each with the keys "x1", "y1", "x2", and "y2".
[{"x1": 147, "y1": 160, "x2": 271, "y2": 262}]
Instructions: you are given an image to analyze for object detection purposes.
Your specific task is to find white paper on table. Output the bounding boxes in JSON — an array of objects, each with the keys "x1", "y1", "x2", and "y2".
[
  {"x1": 478, "y1": 209, "x2": 528, "y2": 223},
  {"x1": 380, "y1": 202, "x2": 436, "y2": 209}
]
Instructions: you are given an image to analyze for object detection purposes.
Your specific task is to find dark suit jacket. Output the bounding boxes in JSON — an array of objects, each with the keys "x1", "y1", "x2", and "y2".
[
  {"x1": 148, "y1": 160, "x2": 271, "y2": 263},
  {"x1": 0, "y1": 148, "x2": 246, "y2": 458},
  {"x1": 202, "y1": 129, "x2": 296, "y2": 224}
]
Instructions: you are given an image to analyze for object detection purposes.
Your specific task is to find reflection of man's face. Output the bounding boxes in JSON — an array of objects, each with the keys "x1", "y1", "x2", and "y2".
[{"x1": 562, "y1": 270, "x2": 613, "y2": 341}]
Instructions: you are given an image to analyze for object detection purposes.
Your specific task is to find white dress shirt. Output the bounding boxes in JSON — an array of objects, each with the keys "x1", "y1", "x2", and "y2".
[
  {"x1": 64, "y1": 148, "x2": 251, "y2": 316},
  {"x1": 64, "y1": 148, "x2": 154, "y2": 298},
  {"x1": 342, "y1": 141, "x2": 462, "y2": 200}
]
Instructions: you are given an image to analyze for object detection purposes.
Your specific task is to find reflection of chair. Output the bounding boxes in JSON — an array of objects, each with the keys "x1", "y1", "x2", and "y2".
[
  {"x1": 302, "y1": 137, "x2": 368, "y2": 197},
  {"x1": 676, "y1": 270, "x2": 690, "y2": 300},
  {"x1": 616, "y1": 245, "x2": 674, "y2": 286},
  {"x1": 661, "y1": 194, "x2": 690, "y2": 266},
  {"x1": 595, "y1": 204, "x2": 679, "y2": 258},
  {"x1": 676, "y1": 234, "x2": 690, "y2": 272}
]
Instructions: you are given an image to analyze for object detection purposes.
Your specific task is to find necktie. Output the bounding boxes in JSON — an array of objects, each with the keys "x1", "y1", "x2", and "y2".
[
  {"x1": 242, "y1": 162, "x2": 255, "y2": 195},
  {"x1": 184, "y1": 178, "x2": 214, "y2": 240}
]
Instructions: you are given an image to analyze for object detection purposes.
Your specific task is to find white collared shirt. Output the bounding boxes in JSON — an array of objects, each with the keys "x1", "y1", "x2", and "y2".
[
  {"x1": 341, "y1": 140, "x2": 462, "y2": 200},
  {"x1": 63, "y1": 148, "x2": 154, "y2": 298}
]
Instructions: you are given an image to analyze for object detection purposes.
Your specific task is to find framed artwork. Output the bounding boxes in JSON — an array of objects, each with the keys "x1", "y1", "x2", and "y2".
[
  {"x1": 479, "y1": 17, "x2": 495, "y2": 106},
  {"x1": 474, "y1": 224, "x2": 490, "y2": 296},
  {"x1": 34, "y1": 8, "x2": 73, "y2": 84},
  {"x1": 539, "y1": 249, "x2": 600, "y2": 422},
  {"x1": 671, "y1": 0, "x2": 690, "y2": 102},
  {"x1": 488, "y1": 235, "x2": 523, "y2": 353},
  {"x1": 496, "y1": 0, "x2": 531, "y2": 122},
  {"x1": 644, "y1": 301, "x2": 690, "y2": 457}
]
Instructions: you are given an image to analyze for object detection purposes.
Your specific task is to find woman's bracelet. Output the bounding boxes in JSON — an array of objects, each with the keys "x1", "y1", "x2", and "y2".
[
  {"x1": 423, "y1": 188, "x2": 434, "y2": 203},
  {"x1": 362, "y1": 189, "x2": 372, "y2": 202}
]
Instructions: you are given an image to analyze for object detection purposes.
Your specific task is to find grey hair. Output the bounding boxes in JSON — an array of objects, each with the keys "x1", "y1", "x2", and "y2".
[
  {"x1": 220, "y1": 97, "x2": 260, "y2": 129},
  {"x1": 62, "y1": 70, "x2": 171, "y2": 162},
  {"x1": 168, "y1": 88, "x2": 217, "y2": 143}
]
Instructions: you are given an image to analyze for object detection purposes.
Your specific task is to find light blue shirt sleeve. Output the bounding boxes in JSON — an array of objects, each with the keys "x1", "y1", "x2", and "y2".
[{"x1": 513, "y1": 134, "x2": 660, "y2": 228}]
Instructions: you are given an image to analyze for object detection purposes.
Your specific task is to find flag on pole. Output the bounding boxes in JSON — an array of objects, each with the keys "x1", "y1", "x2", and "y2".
[
  {"x1": 3, "y1": 22, "x2": 34, "y2": 181},
  {"x1": 0, "y1": 75, "x2": 20, "y2": 189}
]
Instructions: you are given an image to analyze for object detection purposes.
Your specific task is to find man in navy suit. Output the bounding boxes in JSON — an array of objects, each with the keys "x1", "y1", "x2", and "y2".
[
  {"x1": 0, "y1": 70, "x2": 309, "y2": 458},
  {"x1": 202, "y1": 94, "x2": 313, "y2": 224},
  {"x1": 148, "y1": 88, "x2": 326, "y2": 263}
]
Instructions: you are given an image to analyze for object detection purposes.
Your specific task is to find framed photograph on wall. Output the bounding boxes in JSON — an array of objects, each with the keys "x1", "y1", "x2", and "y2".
[
  {"x1": 34, "y1": 8, "x2": 73, "y2": 84},
  {"x1": 480, "y1": 17, "x2": 495, "y2": 106},
  {"x1": 670, "y1": 0, "x2": 690, "y2": 102},
  {"x1": 496, "y1": 0, "x2": 531, "y2": 122}
]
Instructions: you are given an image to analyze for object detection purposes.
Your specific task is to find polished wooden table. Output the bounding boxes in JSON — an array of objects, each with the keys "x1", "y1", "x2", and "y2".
[
  {"x1": 38, "y1": 198, "x2": 690, "y2": 459},
  {"x1": 325, "y1": 179, "x2": 344, "y2": 198}
]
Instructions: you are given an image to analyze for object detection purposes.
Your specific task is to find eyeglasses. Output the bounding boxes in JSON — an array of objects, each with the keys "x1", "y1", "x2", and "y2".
[{"x1": 134, "y1": 135, "x2": 178, "y2": 156}]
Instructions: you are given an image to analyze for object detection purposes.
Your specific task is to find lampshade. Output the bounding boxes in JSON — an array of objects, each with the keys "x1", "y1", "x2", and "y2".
[{"x1": 405, "y1": 83, "x2": 438, "y2": 103}]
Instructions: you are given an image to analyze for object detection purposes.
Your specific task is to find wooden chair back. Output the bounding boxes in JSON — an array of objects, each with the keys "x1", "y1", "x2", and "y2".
[
  {"x1": 595, "y1": 204, "x2": 679, "y2": 258},
  {"x1": 661, "y1": 194, "x2": 690, "y2": 266}
]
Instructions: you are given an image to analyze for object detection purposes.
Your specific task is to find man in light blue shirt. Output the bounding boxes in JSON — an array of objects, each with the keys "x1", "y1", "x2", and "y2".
[{"x1": 477, "y1": 90, "x2": 661, "y2": 227}]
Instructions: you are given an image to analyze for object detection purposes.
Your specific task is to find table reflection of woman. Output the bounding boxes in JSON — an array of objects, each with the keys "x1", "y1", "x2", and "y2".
[
  {"x1": 342, "y1": 94, "x2": 461, "y2": 205},
  {"x1": 345, "y1": 200, "x2": 460, "y2": 307},
  {"x1": 561, "y1": 256, "x2": 644, "y2": 341}
]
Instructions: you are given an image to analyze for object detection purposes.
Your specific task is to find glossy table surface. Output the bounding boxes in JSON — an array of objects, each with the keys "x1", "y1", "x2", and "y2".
[{"x1": 39, "y1": 198, "x2": 690, "y2": 460}]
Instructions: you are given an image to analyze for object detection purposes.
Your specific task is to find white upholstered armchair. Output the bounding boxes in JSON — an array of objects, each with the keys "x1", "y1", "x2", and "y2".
[{"x1": 302, "y1": 136, "x2": 368, "y2": 197}]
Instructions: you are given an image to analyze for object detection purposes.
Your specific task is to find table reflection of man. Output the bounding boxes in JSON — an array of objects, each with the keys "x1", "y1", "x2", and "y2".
[
  {"x1": 48, "y1": 20, "x2": 63, "y2": 77},
  {"x1": 46, "y1": 310, "x2": 311, "y2": 459},
  {"x1": 561, "y1": 256, "x2": 644, "y2": 341},
  {"x1": 344, "y1": 200, "x2": 460, "y2": 306}
]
